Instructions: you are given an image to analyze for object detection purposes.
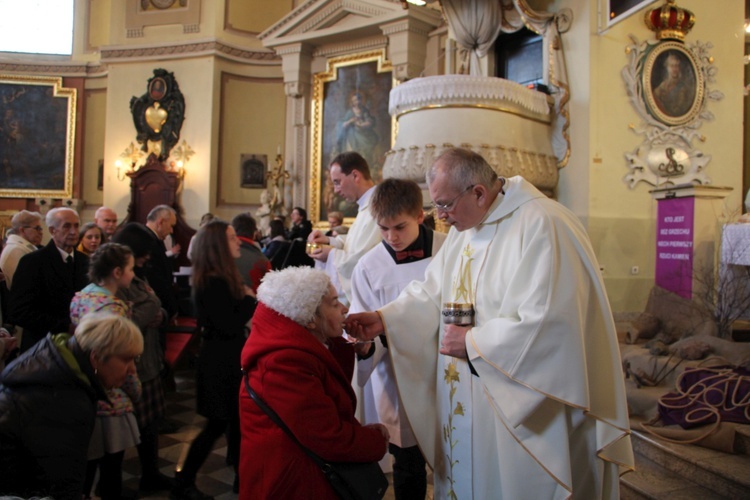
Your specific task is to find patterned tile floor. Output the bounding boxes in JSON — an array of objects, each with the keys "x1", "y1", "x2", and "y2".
[
  {"x1": 119, "y1": 370, "x2": 238, "y2": 500},
  {"x1": 107, "y1": 369, "x2": 414, "y2": 500}
]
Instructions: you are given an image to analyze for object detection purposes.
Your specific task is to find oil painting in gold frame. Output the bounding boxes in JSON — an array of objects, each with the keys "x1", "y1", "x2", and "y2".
[
  {"x1": 310, "y1": 49, "x2": 395, "y2": 226},
  {"x1": 0, "y1": 75, "x2": 76, "y2": 198},
  {"x1": 641, "y1": 41, "x2": 704, "y2": 127},
  {"x1": 0, "y1": 75, "x2": 76, "y2": 199}
]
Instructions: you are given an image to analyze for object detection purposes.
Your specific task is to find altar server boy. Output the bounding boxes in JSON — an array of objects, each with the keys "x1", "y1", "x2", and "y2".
[{"x1": 349, "y1": 178, "x2": 446, "y2": 500}]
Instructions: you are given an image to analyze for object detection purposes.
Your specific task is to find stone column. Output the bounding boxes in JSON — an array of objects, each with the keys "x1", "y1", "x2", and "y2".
[
  {"x1": 276, "y1": 43, "x2": 313, "y2": 213},
  {"x1": 381, "y1": 13, "x2": 440, "y2": 81}
]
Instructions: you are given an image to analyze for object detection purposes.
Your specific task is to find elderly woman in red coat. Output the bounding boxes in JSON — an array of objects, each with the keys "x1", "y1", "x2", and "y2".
[{"x1": 239, "y1": 266, "x2": 389, "y2": 499}]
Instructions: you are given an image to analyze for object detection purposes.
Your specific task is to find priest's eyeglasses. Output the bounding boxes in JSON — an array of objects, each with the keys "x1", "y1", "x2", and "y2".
[{"x1": 431, "y1": 185, "x2": 474, "y2": 212}]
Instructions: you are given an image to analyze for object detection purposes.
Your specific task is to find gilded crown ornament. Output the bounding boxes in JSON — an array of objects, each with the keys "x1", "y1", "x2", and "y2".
[{"x1": 644, "y1": 0, "x2": 695, "y2": 41}]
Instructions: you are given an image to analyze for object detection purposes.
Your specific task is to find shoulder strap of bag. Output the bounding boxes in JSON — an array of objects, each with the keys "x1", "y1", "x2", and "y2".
[
  {"x1": 242, "y1": 371, "x2": 329, "y2": 470},
  {"x1": 279, "y1": 240, "x2": 298, "y2": 269}
]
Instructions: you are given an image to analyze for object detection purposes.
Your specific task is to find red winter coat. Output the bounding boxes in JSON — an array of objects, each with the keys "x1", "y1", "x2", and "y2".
[{"x1": 239, "y1": 303, "x2": 387, "y2": 499}]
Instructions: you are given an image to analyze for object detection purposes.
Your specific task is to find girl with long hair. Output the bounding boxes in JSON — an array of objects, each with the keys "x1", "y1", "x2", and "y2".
[
  {"x1": 77, "y1": 222, "x2": 105, "y2": 256},
  {"x1": 70, "y1": 242, "x2": 141, "y2": 500},
  {"x1": 172, "y1": 220, "x2": 255, "y2": 499}
]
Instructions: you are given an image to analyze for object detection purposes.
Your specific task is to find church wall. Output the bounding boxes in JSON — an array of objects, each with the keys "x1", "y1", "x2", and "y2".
[
  {"x1": 224, "y1": 0, "x2": 295, "y2": 37},
  {"x1": 78, "y1": 0, "x2": 111, "y2": 59},
  {"x1": 102, "y1": 57, "x2": 217, "y2": 228},
  {"x1": 214, "y1": 69, "x2": 286, "y2": 222},
  {"x1": 81, "y1": 88, "x2": 107, "y2": 211},
  {"x1": 555, "y1": 0, "x2": 746, "y2": 312},
  {"x1": 96, "y1": 1, "x2": 290, "y2": 228}
]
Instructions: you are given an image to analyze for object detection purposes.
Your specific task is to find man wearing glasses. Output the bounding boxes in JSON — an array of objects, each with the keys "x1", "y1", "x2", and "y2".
[
  {"x1": 347, "y1": 148, "x2": 633, "y2": 499},
  {"x1": 308, "y1": 151, "x2": 381, "y2": 306},
  {"x1": 0, "y1": 210, "x2": 44, "y2": 289}
]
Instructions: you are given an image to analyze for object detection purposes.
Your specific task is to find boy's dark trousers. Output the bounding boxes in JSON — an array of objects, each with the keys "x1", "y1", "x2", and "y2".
[{"x1": 389, "y1": 443, "x2": 427, "y2": 500}]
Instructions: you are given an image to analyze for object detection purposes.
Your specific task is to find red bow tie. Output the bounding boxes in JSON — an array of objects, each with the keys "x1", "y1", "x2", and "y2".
[{"x1": 395, "y1": 249, "x2": 424, "y2": 261}]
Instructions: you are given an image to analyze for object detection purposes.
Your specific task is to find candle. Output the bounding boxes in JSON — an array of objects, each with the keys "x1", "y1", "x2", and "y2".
[{"x1": 277, "y1": 144, "x2": 281, "y2": 155}]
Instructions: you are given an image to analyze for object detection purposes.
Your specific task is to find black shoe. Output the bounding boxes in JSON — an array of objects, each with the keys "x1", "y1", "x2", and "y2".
[
  {"x1": 139, "y1": 472, "x2": 176, "y2": 492},
  {"x1": 170, "y1": 484, "x2": 214, "y2": 500}
]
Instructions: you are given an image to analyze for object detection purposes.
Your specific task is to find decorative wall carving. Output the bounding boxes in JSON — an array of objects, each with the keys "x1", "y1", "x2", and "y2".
[
  {"x1": 126, "y1": 0, "x2": 200, "y2": 37},
  {"x1": 130, "y1": 69, "x2": 185, "y2": 161},
  {"x1": 100, "y1": 41, "x2": 278, "y2": 64},
  {"x1": 621, "y1": 36, "x2": 723, "y2": 188}
]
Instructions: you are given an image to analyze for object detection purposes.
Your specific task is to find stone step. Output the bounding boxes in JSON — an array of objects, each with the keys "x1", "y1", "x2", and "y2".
[
  {"x1": 620, "y1": 454, "x2": 724, "y2": 499},
  {"x1": 734, "y1": 425, "x2": 750, "y2": 456},
  {"x1": 629, "y1": 429, "x2": 750, "y2": 498}
]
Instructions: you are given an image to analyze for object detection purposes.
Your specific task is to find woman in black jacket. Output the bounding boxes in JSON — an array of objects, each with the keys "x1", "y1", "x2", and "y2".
[
  {"x1": 0, "y1": 313, "x2": 143, "y2": 500},
  {"x1": 172, "y1": 220, "x2": 255, "y2": 500},
  {"x1": 287, "y1": 206, "x2": 313, "y2": 241}
]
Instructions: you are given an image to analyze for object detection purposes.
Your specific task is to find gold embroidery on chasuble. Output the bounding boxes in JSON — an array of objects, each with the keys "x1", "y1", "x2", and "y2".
[{"x1": 441, "y1": 242, "x2": 476, "y2": 499}]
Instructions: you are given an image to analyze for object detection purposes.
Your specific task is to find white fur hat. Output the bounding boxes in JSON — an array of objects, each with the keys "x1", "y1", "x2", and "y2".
[{"x1": 257, "y1": 266, "x2": 331, "y2": 326}]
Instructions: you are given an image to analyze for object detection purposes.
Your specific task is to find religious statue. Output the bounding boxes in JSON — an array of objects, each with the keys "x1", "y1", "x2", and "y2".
[
  {"x1": 255, "y1": 189, "x2": 273, "y2": 236},
  {"x1": 267, "y1": 151, "x2": 290, "y2": 219}
]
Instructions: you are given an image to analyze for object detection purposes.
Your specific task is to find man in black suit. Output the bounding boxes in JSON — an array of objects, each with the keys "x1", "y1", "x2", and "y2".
[
  {"x1": 10, "y1": 207, "x2": 90, "y2": 352},
  {"x1": 143, "y1": 205, "x2": 178, "y2": 321}
]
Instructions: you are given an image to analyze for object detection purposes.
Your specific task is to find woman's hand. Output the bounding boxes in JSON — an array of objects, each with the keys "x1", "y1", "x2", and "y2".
[
  {"x1": 365, "y1": 423, "x2": 390, "y2": 445},
  {"x1": 352, "y1": 340, "x2": 374, "y2": 358},
  {"x1": 244, "y1": 285, "x2": 256, "y2": 298}
]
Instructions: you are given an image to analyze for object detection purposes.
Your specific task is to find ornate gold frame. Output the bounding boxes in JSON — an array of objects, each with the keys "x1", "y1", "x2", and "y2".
[
  {"x1": 0, "y1": 75, "x2": 76, "y2": 199},
  {"x1": 309, "y1": 49, "x2": 395, "y2": 226},
  {"x1": 641, "y1": 40, "x2": 704, "y2": 127}
]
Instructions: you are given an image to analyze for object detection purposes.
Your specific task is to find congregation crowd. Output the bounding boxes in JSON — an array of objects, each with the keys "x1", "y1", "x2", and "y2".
[{"x1": 0, "y1": 147, "x2": 633, "y2": 500}]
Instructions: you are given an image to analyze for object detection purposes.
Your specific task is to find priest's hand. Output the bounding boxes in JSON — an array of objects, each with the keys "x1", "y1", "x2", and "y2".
[
  {"x1": 308, "y1": 230, "x2": 329, "y2": 245},
  {"x1": 344, "y1": 311, "x2": 384, "y2": 341},
  {"x1": 440, "y1": 324, "x2": 469, "y2": 359},
  {"x1": 309, "y1": 244, "x2": 331, "y2": 262}
]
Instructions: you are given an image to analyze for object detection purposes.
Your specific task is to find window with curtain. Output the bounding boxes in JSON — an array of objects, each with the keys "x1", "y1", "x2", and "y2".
[{"x1": 0, "y1": 0, "x2": 74, "y2": 55}]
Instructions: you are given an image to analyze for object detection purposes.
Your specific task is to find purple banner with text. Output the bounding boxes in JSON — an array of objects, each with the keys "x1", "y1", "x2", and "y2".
[{"x1": 655, "y1": 197, "x2": 694, "y2": 299}]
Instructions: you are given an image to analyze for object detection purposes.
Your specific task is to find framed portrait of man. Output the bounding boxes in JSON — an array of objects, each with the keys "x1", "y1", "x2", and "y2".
[{"x1": 642, "y1": 41, "x2": 704, "y2": 126}]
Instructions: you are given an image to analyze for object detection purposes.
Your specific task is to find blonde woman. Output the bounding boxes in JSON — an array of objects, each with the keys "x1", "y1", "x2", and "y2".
[{"x1": 0, "y1": 313, "x2": 143, "y2": 499}]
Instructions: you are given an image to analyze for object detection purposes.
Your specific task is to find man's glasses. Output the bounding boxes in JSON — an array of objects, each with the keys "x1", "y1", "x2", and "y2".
[
  {"x1": 431, "y1": 185, "x2": 474, "y2": 212},
  {"x1": 23, "y1": 225, "x2": 43, "y2": 232}
]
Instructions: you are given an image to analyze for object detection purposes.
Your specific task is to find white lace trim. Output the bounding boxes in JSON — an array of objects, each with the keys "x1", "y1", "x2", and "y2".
[{"x1": 389, "y1": 75, "x2": 551, "y2": 117}]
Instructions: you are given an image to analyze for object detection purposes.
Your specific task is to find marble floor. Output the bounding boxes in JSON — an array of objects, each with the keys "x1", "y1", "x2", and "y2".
[
  {"x1": 119, "y1": 370, "x2": 237, "y2": 500},
  {"x1": 109, "y1": 369, "x2": 410, "y2": 500}
]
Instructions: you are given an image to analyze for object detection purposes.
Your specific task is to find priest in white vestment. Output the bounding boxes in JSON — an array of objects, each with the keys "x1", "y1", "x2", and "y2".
[
  {"x1": 347, "y1": 148, "x2": 634, "y2": 499},
  {"x1": 309, "y1": 151, "x2": 381, "y2": 306}
]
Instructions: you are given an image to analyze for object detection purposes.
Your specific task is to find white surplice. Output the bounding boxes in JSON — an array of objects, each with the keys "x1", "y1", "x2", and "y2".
[
  {"x1": 350, "y1": 231, "x2": 446, "y2": 448},
  {"x1": 324, "y1": 186, "x2": 381, "y2": 305},
  {"x1": 380, "y1": 177, "x2": 634, "y2": 499}
]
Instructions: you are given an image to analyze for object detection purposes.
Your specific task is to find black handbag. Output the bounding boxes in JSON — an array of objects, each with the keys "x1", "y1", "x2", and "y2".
[{"x1": 242, "y1": 372, "x2": 388, "y2": 500}]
